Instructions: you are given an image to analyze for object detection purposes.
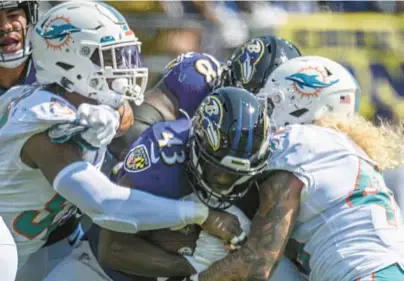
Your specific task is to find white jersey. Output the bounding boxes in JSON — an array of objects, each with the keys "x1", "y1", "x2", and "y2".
[
  {"x1": 0, "y1": 85, "x2": 106, "y2": 268},
  {"x1": 267, "y1": 124, "x2": 404, "y2": 281}
]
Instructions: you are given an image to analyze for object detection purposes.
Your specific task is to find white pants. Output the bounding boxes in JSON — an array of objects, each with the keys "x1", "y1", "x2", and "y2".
[
  {"x1": 0, "y1": 216, "x2": 17, "y2": 281},
  {"x1": 42, "y1": 241, "x2": 112, "y2": 281}
]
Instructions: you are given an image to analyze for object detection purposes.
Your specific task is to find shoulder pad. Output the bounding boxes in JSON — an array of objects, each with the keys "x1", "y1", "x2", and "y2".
[
  {"x1": 120, "y1": 119, "x2": 192, "y2": 198},
  {"x1": 268, "y1": 125, "x2": 313, "y2": 170},
  {"x1": 1, "y1": 86, "x2": 76, "y2": 126}
]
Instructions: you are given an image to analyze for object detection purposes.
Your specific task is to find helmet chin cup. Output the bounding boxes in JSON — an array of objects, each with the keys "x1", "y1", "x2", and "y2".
[
  {"x1": 92, "y1": 90, "x2": 124, "y2": 109},
  {"x1": 0, "y1": 54, "x2": 29, "y2": 68},
  {"x1": 111, "y1": 78, "x2": 144, "y2": 106}
]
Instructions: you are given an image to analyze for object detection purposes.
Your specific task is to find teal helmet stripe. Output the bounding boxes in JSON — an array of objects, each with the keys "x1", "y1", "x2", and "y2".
[{"x1": 98, "y1": 2, "x2": 129, "y2": 31}]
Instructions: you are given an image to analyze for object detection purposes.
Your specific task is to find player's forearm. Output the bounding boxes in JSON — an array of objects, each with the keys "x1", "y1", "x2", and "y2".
[
  {"x1": 198, "y1": 209, "x2": 296, "y2": 281},
  {"x1": 199, "y1": 171, "x2": 302, "y2": 281},
  {"x1": 53, "y1": 161, "x2": 209, "y2": 233},
  {"x1": 98, "y1": 229, "x2": 196, "y2": 277}
]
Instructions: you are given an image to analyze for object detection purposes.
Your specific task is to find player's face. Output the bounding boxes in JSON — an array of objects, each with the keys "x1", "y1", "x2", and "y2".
[
  {"x1": 0, "y1": 8, "x2": 27, "y2": 54},
  {"x1": 90, "y1": 44, "x2": 142, "y2": 89}
]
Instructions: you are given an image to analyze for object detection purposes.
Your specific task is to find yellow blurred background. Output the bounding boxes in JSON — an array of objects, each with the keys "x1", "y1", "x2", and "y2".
[{"x1": 105, "y1": 1, "x2": 404, "y2": 123}]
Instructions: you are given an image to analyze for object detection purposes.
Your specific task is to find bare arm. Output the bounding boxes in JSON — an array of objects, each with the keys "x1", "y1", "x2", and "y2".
[
  {"x1": 22, "y1": 131, "x2": 82, "y2": 182},
  {"x1": 198, "y1": 171, "x2": 303, "y2": 281},
  {"x1": 98, "y1": 228, "x2": 196, "y2": 277}
]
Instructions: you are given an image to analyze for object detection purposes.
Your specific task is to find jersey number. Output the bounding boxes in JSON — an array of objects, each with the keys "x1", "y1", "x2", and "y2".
[
  {"x1": 195, "y1": 53, "x2": 221, "y2": 84},
  {"x1": 13, "y1": 194, "x2": 68, "y2": 240},
  {"x1": 158, "y1": 131, "x2": 185, "y2": 165},
  {"x1": 347, "y1": 160, "x2": 399, "y2": 226}
]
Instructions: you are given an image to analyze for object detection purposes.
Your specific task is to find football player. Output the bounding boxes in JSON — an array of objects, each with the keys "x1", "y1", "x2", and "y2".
[
  {"x1": 69, "y1": 36, "x2": 300, "y2": 281},
  {"x1": 0, "y1": 2, "x2": 242, "y2": 281},
  {"x1": 87, "y1": 36, "x2": 302, "y2": 281},
  {"x1": 223, "y1": 38, "x2": 404, "y2": 219},
  {"x1": 0, "y1": 2, "x2": 38, "y2": 280},
  {"x1": 190, "y1": 56, "x2": 404, "y2": 281}
]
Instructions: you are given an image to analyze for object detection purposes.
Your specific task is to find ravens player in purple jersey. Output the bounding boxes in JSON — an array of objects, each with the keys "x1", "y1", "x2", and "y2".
[
  {"x1": 81, "y1": 36, "x2": 302, "y2": 281},
  {"x1": 85, "y1": 52, "x2": 247, "y2": 281},
  {"x1": 97, "y1": 87, "x2": 271, "y2": 281}
]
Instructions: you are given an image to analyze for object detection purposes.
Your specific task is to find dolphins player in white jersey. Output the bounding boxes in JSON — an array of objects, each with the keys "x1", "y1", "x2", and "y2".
[
  {"x1": 0, "y1": 2, "x2": 244, "y2": 281},
  {"x1": 0, "y1": 1, "x2": 39, "y2": 280},
  {"x1": 184, "y1": 56, "x2": 404, "y2": 281}
]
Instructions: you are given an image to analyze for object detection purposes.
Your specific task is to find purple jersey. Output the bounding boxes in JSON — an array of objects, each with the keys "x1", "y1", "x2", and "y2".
[
  {"x1": 122, "y1": 118, "x2": 192, "y2": 198},
  {"x1": 163, "y1": 52, "x2": 222, "y2": 117}
]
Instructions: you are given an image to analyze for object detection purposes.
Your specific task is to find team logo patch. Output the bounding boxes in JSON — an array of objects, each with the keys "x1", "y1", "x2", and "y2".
[
  {"x1": 36, "y1": 15, "x2": 81, "y2": 50},
  {"x1": 233, "y1": 39, "x2": 265, "y2": 84},
  {"x1": 124, "y1": 144, "x2": 151, "y2": 172},
  {"x1": 200, "y1": 96, "x2": 224, "y2": 151},
  {"x1": 285, "y1": 66, "x2": 339, "y2": 98},
  {"x1": 269, "y1": 127, "x2": 291, "y2": 152}
]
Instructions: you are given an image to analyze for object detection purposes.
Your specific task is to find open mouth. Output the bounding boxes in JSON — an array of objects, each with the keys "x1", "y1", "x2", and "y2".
[{"x1": 0, "y1": 37, "x2": 21, "y2": 54}]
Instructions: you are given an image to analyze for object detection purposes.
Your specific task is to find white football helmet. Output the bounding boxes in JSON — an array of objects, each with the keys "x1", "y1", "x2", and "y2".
[
  {"x1": 256, "y1": 56, "x2": 361, "y2": 128},
  {"x1": 31, "y1": 2, "x2": 148, "y2": 108},
  {"x1": 0, "y1": 1, "x2": 38, "y2": 68}
]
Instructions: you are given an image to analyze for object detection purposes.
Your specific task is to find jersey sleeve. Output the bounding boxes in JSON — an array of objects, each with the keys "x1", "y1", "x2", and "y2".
[
  {"x1": 267, "y1": 125, "x2": 315, "y2": 191},
  {"x1": 120, "y1": 118, "x2": 193, "y2": 199},
  {"x1": 0, "y1": 86, "x2": 78, "y2": 140},
  {"x1": 162, "y1": 52, "x2": 223, "y2": 117}
]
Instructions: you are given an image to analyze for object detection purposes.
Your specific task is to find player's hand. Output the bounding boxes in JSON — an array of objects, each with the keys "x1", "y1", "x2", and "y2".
[
  {"x1": 77, "y1": 103, "x2": 120, "y2": 148},
  {"x1": 200, "y1": 209, "x2": 245, "y2": 244}
]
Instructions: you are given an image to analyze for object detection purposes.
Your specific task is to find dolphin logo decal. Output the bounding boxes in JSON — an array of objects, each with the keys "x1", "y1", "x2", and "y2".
[
  {"x1": 286, "y1": 73, "x2": 339, "y2": 90},
  {"x1": 36, "y1": 23, "x2": 81, "y2": 41}
]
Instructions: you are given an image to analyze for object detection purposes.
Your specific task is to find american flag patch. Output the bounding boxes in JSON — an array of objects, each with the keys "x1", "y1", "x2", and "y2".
[{"x1": 340, "y1": 95, "x2": 351, "y2": 104}]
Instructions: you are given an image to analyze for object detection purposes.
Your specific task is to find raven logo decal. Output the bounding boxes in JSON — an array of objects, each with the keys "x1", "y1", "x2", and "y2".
[{"x1": 234, "y1": 39, "x2": 265, "y2": 84}]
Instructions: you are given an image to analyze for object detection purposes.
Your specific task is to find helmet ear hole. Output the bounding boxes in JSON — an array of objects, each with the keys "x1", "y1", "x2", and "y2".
[
  {"x1": 290, "y1": 108, "x2": 309, "y2": 118},
  {"x1": 56, "y1": 62, "x2": 74, "y2": 71},
  {"x1": 324, "y1": 67, "x2": 333, "y2": 76}
]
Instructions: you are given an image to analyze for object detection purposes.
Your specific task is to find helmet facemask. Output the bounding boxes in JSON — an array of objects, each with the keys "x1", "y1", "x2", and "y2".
[
  {"x1": 86, "y1": 40, "x2": 148, "y2": 108},
  {"x1": 186, "y1": 136, "x2": 262, "y2": 210}
]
